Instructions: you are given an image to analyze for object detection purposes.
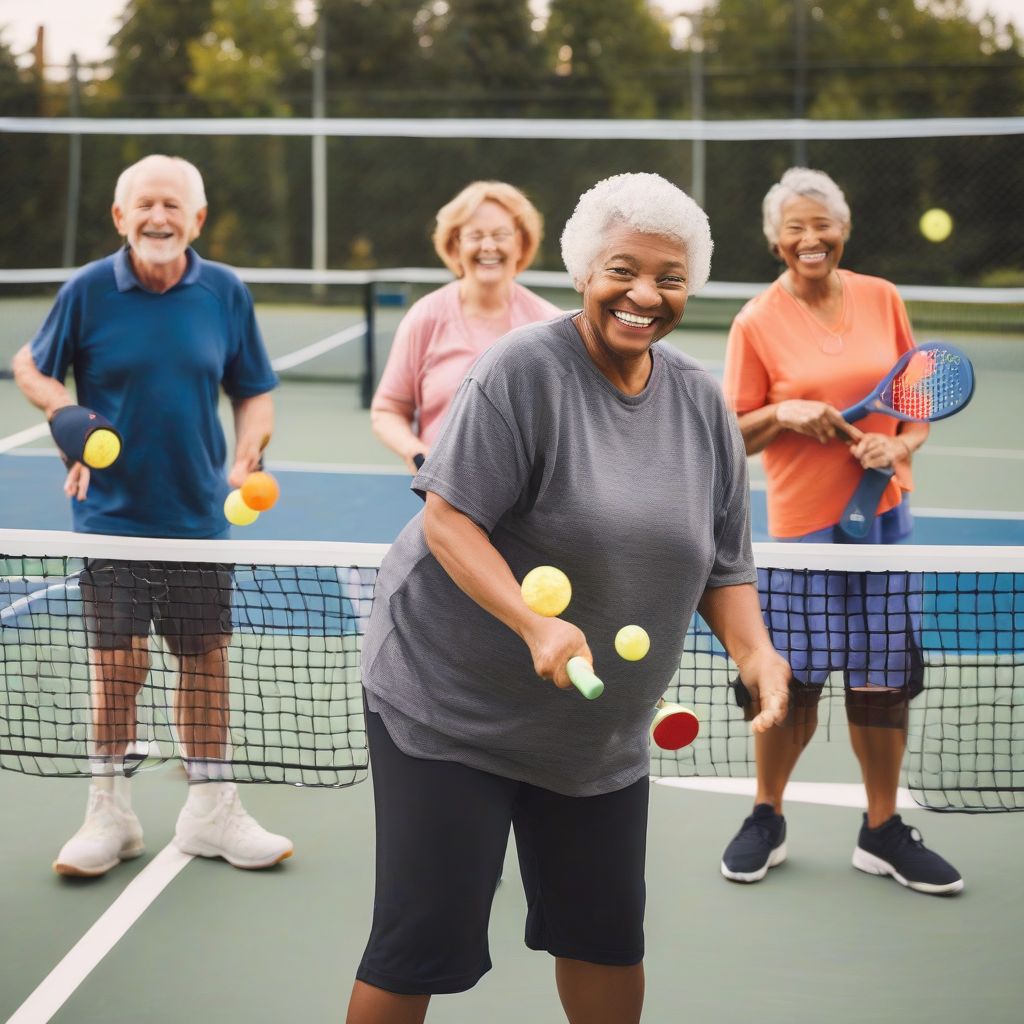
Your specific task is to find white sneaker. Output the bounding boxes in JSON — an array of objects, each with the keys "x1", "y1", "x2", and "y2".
[
  {"x1": 54, "y1": 786, "x2": 145, "y2": 877},
  {"x1": 174, "y1": 784, "x2": 293, "y2": 869}
]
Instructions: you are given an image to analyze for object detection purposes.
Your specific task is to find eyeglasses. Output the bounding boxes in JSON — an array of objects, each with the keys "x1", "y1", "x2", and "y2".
[{"x1": 458, "y1": 228, "x2": 517, "y2": 245}]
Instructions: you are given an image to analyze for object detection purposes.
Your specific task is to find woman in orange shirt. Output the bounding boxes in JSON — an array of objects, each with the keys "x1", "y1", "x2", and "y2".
[{"x1": 720, "y1": 167, "x2": 962, "y2": 895}]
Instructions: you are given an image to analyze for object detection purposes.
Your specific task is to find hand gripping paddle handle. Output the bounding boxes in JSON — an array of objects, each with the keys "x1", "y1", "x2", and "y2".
[
  {"x1": 566, "y1": 656, "x2": 604, "y2": 700},
  {"x1": 839, "y1": 466, "x2": 894, "y2": 539}
]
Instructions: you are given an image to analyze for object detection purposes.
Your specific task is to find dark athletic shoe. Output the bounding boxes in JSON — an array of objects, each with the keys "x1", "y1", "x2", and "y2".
[
  {"x1": 853, "y1": 813, "x2": 963, "y2": 895},
  {"x1": 721, "y1": 803, "x2": 787, "y2": 883}
]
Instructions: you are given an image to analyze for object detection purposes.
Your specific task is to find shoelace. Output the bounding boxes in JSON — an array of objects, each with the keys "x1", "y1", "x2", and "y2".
[
  {"x1": 218, "y1": 791, "x2": 263, "y2": 837},
  {"x1": 743, "y1": 814, "x2": 780, "y2": 842}
]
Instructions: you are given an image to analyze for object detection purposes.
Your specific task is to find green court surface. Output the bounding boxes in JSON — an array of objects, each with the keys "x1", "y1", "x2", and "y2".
[{"x1": 1, "y1": 293, "x2": 1023, "y2": 1024}]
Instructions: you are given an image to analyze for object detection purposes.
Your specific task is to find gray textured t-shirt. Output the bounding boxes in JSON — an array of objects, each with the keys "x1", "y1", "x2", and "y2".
[{"x1": 363, "y1": 312, "x2": 754, "y2": 796}]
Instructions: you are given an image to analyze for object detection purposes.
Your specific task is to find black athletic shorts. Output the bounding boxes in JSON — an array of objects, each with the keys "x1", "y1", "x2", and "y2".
[
  {"x1": 79, "y1": 559, "x2": 233, "y2": 656},
  {"x1": 356, "y1": 707, "x2": 648, "y2": 996}
]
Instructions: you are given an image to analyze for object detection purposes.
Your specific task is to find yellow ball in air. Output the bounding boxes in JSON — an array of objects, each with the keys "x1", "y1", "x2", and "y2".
[
  {"x1": 521, "y1": 566, "x2": 572, "y2": 617},
  {"x1": 615, "y1": 624, "x2": 650, "y2": 661},
  {"x1": 224, "y1": 489, "x2": 260, "y2": 526},
  {"x1": 919, "y1": 208, "x2": 953, "y2": 243}
]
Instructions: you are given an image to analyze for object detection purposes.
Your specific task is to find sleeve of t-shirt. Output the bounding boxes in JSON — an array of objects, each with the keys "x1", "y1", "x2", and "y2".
[
  {"x1": 29, "y1": 284, "x2": 79, "y2": 382},
  {"x1": 413, "y1": 375, "x2": 530, "y2": 533},
  {"x1": 722, "y1": 310, "x2": 770, "y2": 415},
  {"x1": 707, "y1": 406, "x2": 756, "y2": 586},
  {"x1": 222, "y1": 284, "x2": 278, "y2": 398},
  {"x1": 371, "y1": 300, "x2": 429, "y2": 421}
]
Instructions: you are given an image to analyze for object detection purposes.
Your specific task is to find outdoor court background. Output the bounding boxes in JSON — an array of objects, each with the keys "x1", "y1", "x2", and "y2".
[{"x1": 1, "y1": 298, "x2": 1022, "y2": 1023}]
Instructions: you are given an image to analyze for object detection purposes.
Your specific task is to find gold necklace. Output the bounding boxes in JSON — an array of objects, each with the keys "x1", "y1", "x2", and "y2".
[{"x1": 784, "y1": 274, "x2": 846, "y2": 355}]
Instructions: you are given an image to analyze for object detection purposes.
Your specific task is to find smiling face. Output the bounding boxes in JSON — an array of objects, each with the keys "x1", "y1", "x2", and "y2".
[
  {"x1": 775, "y1": 195, "x2": 846, "y2": 283},
  {"x1": 577, "y1": 225, "x2": 689, "y2": 376},
  {"x1": 112, "y1": 159, "x2": 207, "y2": 285},
  {"x1": 452, "y1": 199, "x2": 523, "y2": 288}
]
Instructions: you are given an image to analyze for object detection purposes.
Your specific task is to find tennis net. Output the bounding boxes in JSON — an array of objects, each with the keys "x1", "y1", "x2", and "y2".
[{"x1": 2, "y1": 531, "x2": 1022, "y2": 811}]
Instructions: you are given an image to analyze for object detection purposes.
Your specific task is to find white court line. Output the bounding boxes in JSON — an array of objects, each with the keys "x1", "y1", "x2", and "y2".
[
  {"x1": 269, "y1": 322, "x2": 366, "y2": 372},
  {"x1": 265, "y1": 460, "x2": 411, "y2": 475},
  {"x1": 655, "y1": 776, "x2": 917, "y2": 809},
  {"x1": 6, "y1": 844, "x2": 194, "y2": 1024},
  {"x1": 923, "y1": 445, "x2": 1024, "y2": 460},
  {"x1": 0, "y1": 422, "x2": 48, "y2": 455},
  {"x1": 914, "y1": 507, "x2": 1024, "y2": 520}
]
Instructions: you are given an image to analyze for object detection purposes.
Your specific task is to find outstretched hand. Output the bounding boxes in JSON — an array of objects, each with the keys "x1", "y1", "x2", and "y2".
[
  {"x1": 64, "y1": 462, "x2": 90, "y2": 501},
  {"x1": 734, "y1": 644, "x2": 791, "y2": 733}
]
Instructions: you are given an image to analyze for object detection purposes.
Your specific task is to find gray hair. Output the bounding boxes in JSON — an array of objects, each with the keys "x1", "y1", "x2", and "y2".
[
  {"x1": 560, "y1": 173, "x2": 713, "y2": 292},
  {"x1": 762, "y1": 167, "x2": 850, "y2": 246},
  {"x1": 114, "y1": 155, "x2": 207, "y2": 213}
]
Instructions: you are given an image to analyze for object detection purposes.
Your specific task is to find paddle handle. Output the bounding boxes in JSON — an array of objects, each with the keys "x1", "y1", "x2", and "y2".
[
  {"x1": 566, "y1": 656, "x2": 604, "y2": 700},
  {"x1": 839, "y1": 466, "x2": 895, "y2": 539}
]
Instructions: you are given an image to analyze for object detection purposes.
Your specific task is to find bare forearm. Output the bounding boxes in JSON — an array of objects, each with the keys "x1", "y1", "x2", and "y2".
[
  {"x1": 699, "y1": 582, "x2": 790, "y2": 731},
  {"x1": 423, "y1": 493, "x2": 533, "y2": 640},
  {"x1": 698, "y1": 583, "x2": 774, "y2": 663},
  {"x1": 371, "y1": 408, "x2": 425, "y2": 463},
  {"x1": 736, "y1": 406, "x2": 784, "y2": 455},
  {"x1": 12, "y1": 345, "x2": 73, "y2": 418},
  {"x1": 231, "y1": 392, "x2": 274, "y2": 468},
  {"x1": 895, "y1": 421, "x2": 929, "y2": 458}
]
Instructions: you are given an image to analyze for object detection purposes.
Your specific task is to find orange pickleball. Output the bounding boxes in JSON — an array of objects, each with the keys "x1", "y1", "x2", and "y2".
[{"x1": 240, "y1": 471, "x2": 280, "y2": 512}]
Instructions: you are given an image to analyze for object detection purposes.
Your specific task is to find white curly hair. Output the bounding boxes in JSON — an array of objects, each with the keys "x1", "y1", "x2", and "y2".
[
  {"x1": 762, "y1": 167, "x2": 850, "y2": 246},
  {"x1": 560, "y1": 173, "x2": 713, "y2": 293}
]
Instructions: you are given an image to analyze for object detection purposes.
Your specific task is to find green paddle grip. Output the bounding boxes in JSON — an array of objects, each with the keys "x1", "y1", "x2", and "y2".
[{"x1": 566, "y1": 656, "x2": 604, "y2": 700}]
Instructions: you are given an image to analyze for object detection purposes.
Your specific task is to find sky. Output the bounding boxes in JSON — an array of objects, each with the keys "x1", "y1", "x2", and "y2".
[{"x1": 0, "y1": 0, "x2": 1021, "y2": 70}]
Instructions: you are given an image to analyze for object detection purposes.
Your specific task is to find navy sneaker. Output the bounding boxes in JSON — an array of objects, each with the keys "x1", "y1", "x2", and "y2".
[
  {"x1": 721, "y1": 803, "x2": 787, "y2": 882},
  {"x1": 853, "y1": 814, "x2": 964, "y2": 895}
]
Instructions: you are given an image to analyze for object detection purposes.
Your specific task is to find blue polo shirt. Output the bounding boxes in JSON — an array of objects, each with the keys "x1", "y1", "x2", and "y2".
[{"x1": 30, "y1": 248, "x2": 278, "y2": 538}]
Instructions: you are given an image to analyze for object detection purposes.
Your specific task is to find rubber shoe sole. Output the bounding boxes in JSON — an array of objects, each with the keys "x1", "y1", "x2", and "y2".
[
  {"x1": 721, "y1": 842, "x2": 787, "y2": 883},
  {"x1": 53, "y1": 841, "x2": 145, "y2": 878},
  {"x1": 174, "y1": 836, "x2": 293, "y2": 870},
  {"x1": 852, "y1": 847, "x2": 965, "y2": 895}
]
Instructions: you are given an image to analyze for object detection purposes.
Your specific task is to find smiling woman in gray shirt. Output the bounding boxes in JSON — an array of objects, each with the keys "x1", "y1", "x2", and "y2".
[{"x1": 347, "y1": 173, "x2": 791, "y2": 1024}]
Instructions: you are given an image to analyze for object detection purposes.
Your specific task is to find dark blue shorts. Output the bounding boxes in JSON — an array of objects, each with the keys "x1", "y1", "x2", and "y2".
[
  {"x1": 80, "y1": 560, "x2": 233, "y2": 656},
  {"x1": 356, "y1": 709, "x2": 648, "y2": 996},
  {"x1": 766, "y1": 501, "x2": 923, "y2": 694}
]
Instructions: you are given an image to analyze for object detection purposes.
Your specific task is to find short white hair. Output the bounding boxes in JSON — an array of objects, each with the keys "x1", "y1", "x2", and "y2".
[
  {"x1": 114, "y1": 155, "x2": 207, "y2": 213},
  {"x1": 762, "y1": 167, "x2": 850, "y2": 246},
  {"x1": 560, "y1": 173, "x2": 713, "y2": 292}
]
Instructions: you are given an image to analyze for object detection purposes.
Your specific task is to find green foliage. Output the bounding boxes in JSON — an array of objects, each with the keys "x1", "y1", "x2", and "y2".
[
  {"x1": 2, "y1": 0, "x2": 1021, "y2": 284},
  {"x1": 188, "y1": 0, "x2": 310, "y2": 116},
  {"x1": 109, "y1": 0, "x2": 215, "y2": 114},
  {"x1": 544, "y1": 0, "x2": 680, "y2": 118}
]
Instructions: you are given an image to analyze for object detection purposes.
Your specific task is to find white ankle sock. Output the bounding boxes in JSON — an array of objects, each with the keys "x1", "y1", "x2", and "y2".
[{"x1": 185, "y1": 781, "x2": 235, "y2": 813}]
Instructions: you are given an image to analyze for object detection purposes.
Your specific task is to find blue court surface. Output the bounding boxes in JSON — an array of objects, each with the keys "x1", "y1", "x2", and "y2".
[{"x1": 2, "y1": 452, "x2": 1023, "y2": 545}]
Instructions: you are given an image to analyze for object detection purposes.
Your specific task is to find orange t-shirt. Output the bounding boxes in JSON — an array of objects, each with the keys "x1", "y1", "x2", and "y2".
[{"x1": 723, "y1": 270, "x2": 917, "y2": 538}]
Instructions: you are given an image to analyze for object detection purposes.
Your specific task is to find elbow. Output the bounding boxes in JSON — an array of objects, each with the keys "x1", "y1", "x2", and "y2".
[{"x1": 11, "y1": 345, "x2": 35, "y2": 388}]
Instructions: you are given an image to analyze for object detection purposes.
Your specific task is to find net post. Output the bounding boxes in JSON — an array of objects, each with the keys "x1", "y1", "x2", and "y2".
[{"x1": 361, "y1": 280, "x2": 376, "y2": 409}]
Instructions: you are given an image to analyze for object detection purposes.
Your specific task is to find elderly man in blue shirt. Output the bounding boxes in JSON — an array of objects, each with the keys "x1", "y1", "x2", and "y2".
[{"x1": 13, "y1": 154, "x2": 293, "y2": 877}]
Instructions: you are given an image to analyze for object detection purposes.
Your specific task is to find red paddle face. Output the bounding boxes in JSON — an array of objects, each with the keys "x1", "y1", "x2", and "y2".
[{"x1": 652, "y1": 707, "x2": 699, "y2": 750}]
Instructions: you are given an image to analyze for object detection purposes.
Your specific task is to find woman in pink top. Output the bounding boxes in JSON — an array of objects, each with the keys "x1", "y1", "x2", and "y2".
[
  {"x1": 719, "y1": 168, "x2": 962, "y2": 896},
  {"x1": 371, "y1": 181, "x2": 561, "y2": 471}
]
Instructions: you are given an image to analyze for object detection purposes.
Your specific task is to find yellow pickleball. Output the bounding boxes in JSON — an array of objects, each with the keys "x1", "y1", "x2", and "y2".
[
  {"x1": 919, "y1": 208, "x2": 953, "y2": 243},
  {"x1": 224, "y1": 489, "x2": 260, "y2": 526},
  {"x1": 615, "y1": 624, "x2": 650, "y2": 661},
  {"x1": 82, "y1": 429, "x2": 121, "y2": 469},
  {"x1": 521, "y1": 566, "x2": 572, "y2": 617}
]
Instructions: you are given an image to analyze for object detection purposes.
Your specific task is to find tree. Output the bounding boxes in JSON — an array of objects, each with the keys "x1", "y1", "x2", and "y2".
[
  {"x1": 543, "y1": 0, "x2": 681, "y2": 118},
  {"x1": 109, "y1": 0, "x2": 215, "y2": 114},
  {"x1": 187, "y1": 0, "x2": 312, "y2": 265}
]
